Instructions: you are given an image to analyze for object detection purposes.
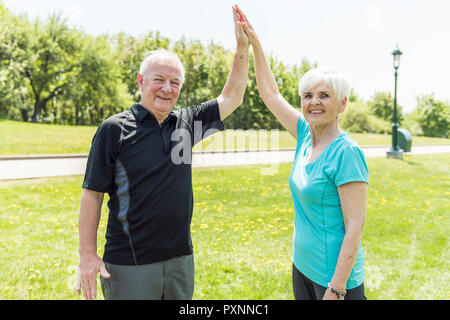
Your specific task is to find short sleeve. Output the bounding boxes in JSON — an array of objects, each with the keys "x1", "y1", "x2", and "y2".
[
  {"x1": 296, "y1": 115, "x2": 310, "y2": 141},
  {"x1": 334, "y1": 145, "x2": 369, "y2": 187},
  {"x1": 82, "y1": 118, "x2": 120, "y2": 193},
  {"x1": 182, "y1": 98, "x2": 224, "y2": 145}
]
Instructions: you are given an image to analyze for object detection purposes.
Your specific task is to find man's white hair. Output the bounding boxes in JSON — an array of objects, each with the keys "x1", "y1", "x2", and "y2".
[{"x1": 139, "y1": 49, "x2": 185, "y2": 82}]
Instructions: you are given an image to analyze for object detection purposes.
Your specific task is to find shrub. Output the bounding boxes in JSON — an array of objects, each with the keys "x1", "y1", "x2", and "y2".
[
  {"x1": 417, "y1": 95, "x2": 450, "y2": 138},
  {"x1": 367, "y1": 115, "x2": 391, "y2": 134},
  {"x1": 403, "y1": 108, "x2": 424, "y2": 136},
  {"x1": 340, "y1": 101, "x2": 370, "y2": 133}
]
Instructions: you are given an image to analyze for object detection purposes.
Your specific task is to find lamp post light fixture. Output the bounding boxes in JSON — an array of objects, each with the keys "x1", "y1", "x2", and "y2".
[{"x1": 387, "y1": 47, "x2": 404, "y2": 159}]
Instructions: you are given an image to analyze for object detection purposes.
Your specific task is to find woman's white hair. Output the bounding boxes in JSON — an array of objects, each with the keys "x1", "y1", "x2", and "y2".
[
  {"x1": 298, "y1": 67, "x2": 351, "y2": 103},
  {"x1": 139, "y1": 49, "x2": 185, "y2": 82}
]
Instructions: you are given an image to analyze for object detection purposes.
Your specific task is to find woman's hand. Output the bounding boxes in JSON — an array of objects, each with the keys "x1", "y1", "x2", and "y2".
[
  {"x1": 322, "y1": 288, "x2": 344, "y2": 300},
  {"x1": 234, "y1": 5, "x2": 260, "y2": 48},
  {"x1": 233, "y1": 5, "x2": 301, "y2": 138}
]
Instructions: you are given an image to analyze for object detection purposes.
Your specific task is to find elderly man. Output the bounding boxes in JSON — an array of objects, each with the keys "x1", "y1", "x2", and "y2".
[{"x1": 76, "y1": 8, "x2": 249, "y2": 300}]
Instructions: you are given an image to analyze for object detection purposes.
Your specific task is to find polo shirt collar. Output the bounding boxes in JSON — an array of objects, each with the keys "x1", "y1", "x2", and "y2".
[
  {"x1": 131, "y1": 103, "x2": 177, "y2": 125},
  {"x1": 131, "y1": 103, "x2": 149, "y2": 123}
]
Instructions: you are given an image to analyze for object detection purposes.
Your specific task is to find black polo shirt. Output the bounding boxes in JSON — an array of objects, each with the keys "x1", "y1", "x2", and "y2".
[{"x1": 82, "y1": 99, "x2": 223, "y2": 265}]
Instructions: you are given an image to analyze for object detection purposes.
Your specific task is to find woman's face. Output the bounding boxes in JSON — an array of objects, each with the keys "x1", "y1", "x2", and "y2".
[{"x1": 301, "y1": 81, "x2": 346, "y2": 127}]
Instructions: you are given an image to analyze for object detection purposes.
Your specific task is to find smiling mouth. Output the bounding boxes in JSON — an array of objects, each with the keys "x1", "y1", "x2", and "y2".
[
  {"x1": 157, "y1": 96, "x2": 171, "y2": 101},
  {"x1": 309, "y1": 110, "x2": 324, "y2": 114}
]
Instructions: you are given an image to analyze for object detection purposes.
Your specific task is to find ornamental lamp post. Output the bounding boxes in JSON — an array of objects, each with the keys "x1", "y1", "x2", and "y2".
[{"x1": 386, "y1": 47, "x2": 404, "y2": 159}]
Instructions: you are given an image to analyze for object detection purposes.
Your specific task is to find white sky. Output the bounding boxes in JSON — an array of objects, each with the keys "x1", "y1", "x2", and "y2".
[{"x1": 4, "y1": 0, "x2": 450, "y2": 113}]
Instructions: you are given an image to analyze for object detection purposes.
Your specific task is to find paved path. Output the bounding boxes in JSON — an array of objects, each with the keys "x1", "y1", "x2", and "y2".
[{"x1": 0, "y1": 145, "x2": 449, "y2": 180}]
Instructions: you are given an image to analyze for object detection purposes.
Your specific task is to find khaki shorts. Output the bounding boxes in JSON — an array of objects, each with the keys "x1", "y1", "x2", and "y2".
[{"x1": 100, "y1": 254, "x2": 194, "y2": 300}]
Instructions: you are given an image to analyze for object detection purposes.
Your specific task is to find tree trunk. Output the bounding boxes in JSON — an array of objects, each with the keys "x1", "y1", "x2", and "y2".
[
  {"x1": 21, "y1": 109, "x2": 29, "y2": 122},
  {"x1": 31, "y1": 102, "x2": 43, "y2": 123}
]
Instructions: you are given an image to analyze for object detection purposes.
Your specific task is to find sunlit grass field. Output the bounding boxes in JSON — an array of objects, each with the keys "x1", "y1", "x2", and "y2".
[
  {"x1": 0, "y1": 153, "x2": 448, "y2": 299},
  {"x1": 0, "y1": 119, "x2": 97, "y2": 155},
  {"x1": 0, "y1": 119, "x2": 448, "y2": 155}
]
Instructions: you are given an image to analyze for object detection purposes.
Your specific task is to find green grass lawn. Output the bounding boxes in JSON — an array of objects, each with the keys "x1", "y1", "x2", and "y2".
[
  {"x1": 1, "y1": 119, "x2": 448, "y2": 155},
  {"x1": 0, "y1": 154, "x2": 448, "y2": 299},
  {"x1": 0, "y1": 119, "x2": 97, "y2": 155}
]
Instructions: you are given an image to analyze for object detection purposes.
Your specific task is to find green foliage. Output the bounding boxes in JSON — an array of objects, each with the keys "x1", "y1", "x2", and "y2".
[
  {"x1": 0, "y1": 6, "x2": 33, "y2": 120},
  {"x1": 0, "y1": 7, "x2": 447, "y2": 138},
  {"x1": 0, "y1": 8, "x2": 316, "y2": 128},
  {"x1": 26, "y1": 15, "x2": 85, "y2": 122},
  {"x1": 340, "y1": 101, "x2": 391, "y2": 134},
  {"x1": 173, "y1": 38, "x2": 215, "y2": 107},
  {"x1": 0, "y1": 10, "x2": 132, "y2": 125},
  {"x1": 367, "y1": 91, "x2": 404, "y2": 124},
  {"x1": 172, "y1": 41, "x2": 313, "y2": 130},
  {"x1": 340, "y1": 101, "x2": 370, "y2": 133},
  {"x1": 402, "y1": 108, "x2": 424, "y2": 136},
  {"x1": 0, "y1": 9, "x2": 137, "y2": 125},
  {"x1": 60, "y1": 35, "x2": 133, "y2": 125},
  {"x1": 367, "y1": 115, "x2": 391, "y2": 134},
  {"x1": 348, "y1": 88, "x2": 360, "y2": 103},
  {"x1": 416, "y1": 95, "x2": 450, "y2": 138},
  {"x1": 225, "y1": 54, "x2": 313, "y2": 130}
]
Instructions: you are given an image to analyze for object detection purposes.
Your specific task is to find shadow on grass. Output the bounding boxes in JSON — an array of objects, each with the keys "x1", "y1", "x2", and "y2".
[
  {"x1": 404, "y1": 159, "x2": 420, "y2": 166},
  {"x1": 402, "y1": 155, "x2": 421, "y2": 166}
]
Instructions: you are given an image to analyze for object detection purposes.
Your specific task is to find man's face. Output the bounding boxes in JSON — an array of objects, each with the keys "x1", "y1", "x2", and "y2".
[{"x1": 138, "y1": 59, "x2": 183, "y2": 117}]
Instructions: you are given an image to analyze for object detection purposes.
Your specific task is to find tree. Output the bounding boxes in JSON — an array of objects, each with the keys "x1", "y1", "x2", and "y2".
[
  {"x1": 340, "y1": 101, "x2": 370, "y2": 133},
  {"x1": 0, "y1": 8, "x2": 135, "y2": 125},
  {"x1": 225, "y1": 54, "x2": 315, "y2": 130},
  {"x1": 367, "y1": 91, "x2": 404, "y2": 124},
  {"x1": 22, "y1": 14, "x2": 85, "y2": 122},
  {"x1": 402, "y1": 107, "x2": 423, "y2": 136},
  {"x1": 0, "y1": 4, "x2": 334, "y2": 129},
  {"x1": 0, "y1": 5, "x2": 33, "y2": 121},
  {"x1": 173, "y1": 38, "x2": 211, "y2": 108},
  {"x1": 204, "y1": 42, "x2": 234, "y2": 102},
  {"x1": 348, "y1": 88, "x2": 360, "y2": 103},
  {"x1": 57, "y1": 35, "x2": 133, "y2": 125},
  {"x1": 417, "y1": 95, "x2": 450, "y2": 138}
]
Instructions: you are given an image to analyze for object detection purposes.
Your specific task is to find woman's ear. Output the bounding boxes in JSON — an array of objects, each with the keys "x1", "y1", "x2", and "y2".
[{"x1": 339, "y1": 96, "x2": 348, "y2": 113}]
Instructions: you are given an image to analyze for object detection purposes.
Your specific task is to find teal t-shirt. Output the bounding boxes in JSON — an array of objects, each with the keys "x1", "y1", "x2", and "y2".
[{"x1": 288, "y1": 116, "x2": 369, "y2": 289}]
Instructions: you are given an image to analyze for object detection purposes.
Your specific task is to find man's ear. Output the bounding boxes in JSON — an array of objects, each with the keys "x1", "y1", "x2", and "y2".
[{"x1": 137, "y1": 73, "x2": 144, "y2": 91}]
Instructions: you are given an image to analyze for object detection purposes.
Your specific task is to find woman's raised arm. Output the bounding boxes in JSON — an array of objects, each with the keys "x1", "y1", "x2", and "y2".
[{"x1": 236, "y1": 6, "x2": 302, "y2": 139}]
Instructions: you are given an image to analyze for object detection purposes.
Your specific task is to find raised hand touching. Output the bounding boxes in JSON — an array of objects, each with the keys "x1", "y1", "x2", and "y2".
[
  {"x1": 233, "y1": 5, "x2": 260, "y2": 48},
  {"x1": 232, "y1": 4, "x2": 249, "y2": 48}
]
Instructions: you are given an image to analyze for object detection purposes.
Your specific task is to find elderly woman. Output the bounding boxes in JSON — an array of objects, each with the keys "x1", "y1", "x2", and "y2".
[{"x1": 235, "y1": 6, "x2": 369, "y2": 300}]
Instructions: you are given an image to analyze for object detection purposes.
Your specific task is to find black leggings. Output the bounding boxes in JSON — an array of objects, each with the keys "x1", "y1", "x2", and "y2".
[{"x1": 292, "y1": 264, "x2": 367, "y2": 300}]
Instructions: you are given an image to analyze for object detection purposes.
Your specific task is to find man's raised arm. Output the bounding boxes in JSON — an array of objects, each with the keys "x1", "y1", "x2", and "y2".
[{"x1": 217, "y1": 5, "x2": 250, "y2": 121}]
